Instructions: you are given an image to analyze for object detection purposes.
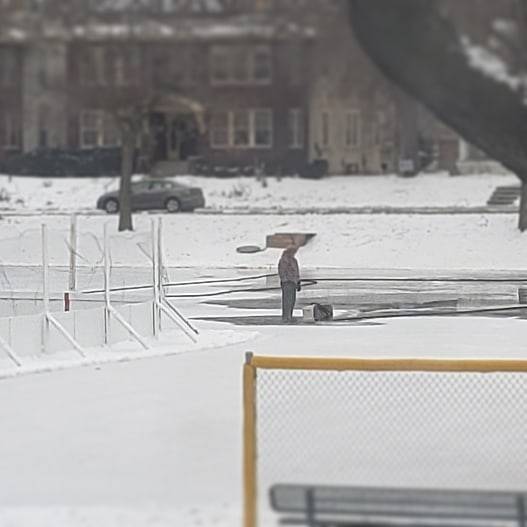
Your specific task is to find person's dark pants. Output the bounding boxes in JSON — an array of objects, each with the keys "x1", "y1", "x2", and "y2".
[{"x1": 281, "y1": 281, "x2": 297, "y2": 322}]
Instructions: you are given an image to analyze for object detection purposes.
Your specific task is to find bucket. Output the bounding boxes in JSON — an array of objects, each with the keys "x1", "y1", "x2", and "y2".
[{"x1": 519, "y1": 287, "x2": 527, "y2": 304}]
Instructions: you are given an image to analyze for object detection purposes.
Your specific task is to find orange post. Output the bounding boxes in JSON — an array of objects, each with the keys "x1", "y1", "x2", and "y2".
[{"x1": 243, "y1": 352, "x2": 257, "y2": 527}]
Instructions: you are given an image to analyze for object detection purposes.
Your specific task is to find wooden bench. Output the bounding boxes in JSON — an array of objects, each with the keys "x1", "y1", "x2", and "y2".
[{"x1": 270, "y1": 484, "x2": 527, "y2": 527}]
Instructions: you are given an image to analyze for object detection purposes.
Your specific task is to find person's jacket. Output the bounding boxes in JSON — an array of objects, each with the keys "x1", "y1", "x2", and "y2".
[{"x1": 278, "y1": 249, "x2": 300, "y2": 284}]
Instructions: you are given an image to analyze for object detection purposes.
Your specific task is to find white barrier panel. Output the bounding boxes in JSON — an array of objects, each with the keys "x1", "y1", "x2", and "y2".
[
  {"x1": 0, "y1": 301, "x2": 155, "y2": 362},
  {"x1": 130, "y1": 302, "x2": 154, "y2": 339},
  {"x1": 73, "y1": 307, "x2": 106, "y2": 348},
  {"x1": 10, "y1": 314, "x2": 42, "y2": 357},
  {"x1": 49, "y1": 311, "x2": 76, "y2": 354}
]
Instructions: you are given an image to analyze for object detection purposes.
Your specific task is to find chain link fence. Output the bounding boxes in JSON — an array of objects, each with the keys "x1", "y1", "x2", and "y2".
[{"x1": 244, "y1": 357, "x2": 527, "y2": 527}]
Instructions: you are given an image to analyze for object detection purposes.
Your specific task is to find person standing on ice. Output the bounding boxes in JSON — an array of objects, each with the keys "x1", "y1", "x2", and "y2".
[{"x1": 278, "y1": 246, "x2": 301, "y2": 323}]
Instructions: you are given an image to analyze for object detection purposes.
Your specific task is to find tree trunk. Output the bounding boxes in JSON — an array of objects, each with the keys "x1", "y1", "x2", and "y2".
[
  {"x1": 519, "y1": 181, "x2": 527, "y2": 232},
  {"x1": 395, "y1": 88, "x2": 420, "y2": 176},
  {"x1": 118, "y1": 127, "x2": 135, "y2": 232}
]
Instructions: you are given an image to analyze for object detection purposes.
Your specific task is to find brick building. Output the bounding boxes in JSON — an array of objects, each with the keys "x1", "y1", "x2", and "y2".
[
  {"x1": 0, "y1": 0, "x2": 315, "y2": 175},
  {"x1": 0, "y1": 0, "x2": 521, "y2": 176}
]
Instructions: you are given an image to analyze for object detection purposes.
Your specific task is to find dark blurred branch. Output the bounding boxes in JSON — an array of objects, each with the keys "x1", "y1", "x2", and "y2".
[{"x1": 348, "y1": 0, "x2": 527, "y2": 179}]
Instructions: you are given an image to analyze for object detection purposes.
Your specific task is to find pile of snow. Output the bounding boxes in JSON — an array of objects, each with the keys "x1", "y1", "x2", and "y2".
[{"x1": 0, "y1": 172, "x2": 518, "y2": 212}]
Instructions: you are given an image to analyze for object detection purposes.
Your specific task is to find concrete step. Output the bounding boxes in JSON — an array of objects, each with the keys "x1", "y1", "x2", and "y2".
[{"x1": 487, "y1": 185, "x2": 521, "y2": 206}]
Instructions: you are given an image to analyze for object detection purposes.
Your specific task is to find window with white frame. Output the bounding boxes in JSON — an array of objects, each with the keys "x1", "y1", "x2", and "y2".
[
  {"x1": 288, "y1": 108, "x2": 304, "y2": 148},
  {"x1": 209, "y1": 109, "x2": 273, "y2": 148},
  {"x1": 210, "y1": 45, "x2": 272, "y2": 85},
  {"x1": 321, "y1": 111, "x2": 330, "y2": 147},
  {"x1": 233, "y1": 110, "x2": 250, "y2": 147},
  {"x1": 345, "y1": 110, "x2": 361, "y2": 148},
  {"x1": 210, "y1": 111, "x2": 230, "y2": 147},
  {"x1": 1, "y1": 112, "x2": 21, "y2": 148},
  {"x1": 80, "y1": 110, "x2": 120, "y2": 148},
  {"x1": 254, "y1": 109, "x2": 272, "y2": 147}
]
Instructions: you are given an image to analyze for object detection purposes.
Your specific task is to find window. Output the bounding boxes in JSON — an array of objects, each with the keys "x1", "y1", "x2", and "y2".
[
  {"x1": 233, "y1": 111, "x2": 250, "y2": 146},
  {"x1": 79, "y1": 46, "x2": 140, "y2": 86},
  {"x1": 152, "y1": 45, "x2": 198, "y2": 87},
  {"x1": 210, "y1": 109, "x2": 273, "y2": 149},
  {"x1": 287, "y1": 43, "x2": 303, "y2": 85},
  {"x1": 252, "y1": 47, "x2": 272, "y2": 83},
  {"x1": 93, "y1": 47, "x2": 107, "y2": 85},
  {"x1": 1, "y1": 112, "x2": 21, "y2": 149},
  {"x1": 321, "y1": 111, "x2": 330, "y2": 147},
  {"x1": 345, "y1": 110, "x2": 361, "y2": 148},
  {"x1": 102, "y1": 115, "x2": 120, "y2": 146},
  {"x1": 79, "y1": 46, "x2": 107, "y2": 86},
  {"x1": 210, "y1": 45, "x2": 272, "y2": 85},
  {"x1": 210, "y1": 112, "x2": 229, "y2": 147},
  {"x1": 210, "y1": 48, "x2": 230, "y2": 83},
  {"x1": 254, "y1": 110, "x2": 272, "y2": 147},
  {"x1": 288, "y1": 109, "x2": 304, "y2": 148},
  {"x1": 0, "y1": 47, "x2": 17, "y2": 87},
  {"x1": 80, "y1": 110, "x2": 120, "y2": 148}
]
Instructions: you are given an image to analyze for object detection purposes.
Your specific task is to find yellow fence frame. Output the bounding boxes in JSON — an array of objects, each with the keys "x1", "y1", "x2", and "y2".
[{"x1": 242, "y1": 353, "x2": 527, "y2": 527}]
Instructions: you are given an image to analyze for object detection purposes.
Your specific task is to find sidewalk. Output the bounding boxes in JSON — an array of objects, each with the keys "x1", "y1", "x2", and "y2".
[{"x1": 199, "y1": 205, "x2": 518, "y2": 215}]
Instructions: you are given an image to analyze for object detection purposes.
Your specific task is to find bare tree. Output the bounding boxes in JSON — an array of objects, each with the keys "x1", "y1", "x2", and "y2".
[{"x1": 348, "y1": 0, "x2": 527, "y2": 229}]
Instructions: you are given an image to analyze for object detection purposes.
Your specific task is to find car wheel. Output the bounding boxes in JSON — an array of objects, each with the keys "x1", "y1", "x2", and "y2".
[
  {"x1": 165, "y1": 198, "x2": 181, "y2": 213},
  {"x1": 104, "y1": 198, "x2": 119, "y2": 214}
]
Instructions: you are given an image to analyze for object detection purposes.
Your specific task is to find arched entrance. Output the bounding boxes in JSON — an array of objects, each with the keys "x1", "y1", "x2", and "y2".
[{"x1": 150, "y1": 95, "x2": 205, "y2": 163}]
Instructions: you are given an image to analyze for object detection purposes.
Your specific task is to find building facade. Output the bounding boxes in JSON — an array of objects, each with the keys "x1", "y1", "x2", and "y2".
[
  {"x1": 0, "y1": 0, "x2": 315, "y2": 174},
  {"x1": 0, "y1": 0, "x2": 520, "y2": 175}
]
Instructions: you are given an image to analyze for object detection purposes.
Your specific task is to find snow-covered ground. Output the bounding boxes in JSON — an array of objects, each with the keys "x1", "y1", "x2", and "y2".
[
  {"x1": 1, "y1": 173, "x2": 527, "y2": 526},
  {"x1": 1, "y1": 316, "x2": 527, "y2": 526},
  {"x1": 0, "y1": 172, "x2": 519, "y2": 212},
  {"x1": 0, "y1": 212, "x2": 526, "y2": 274}
]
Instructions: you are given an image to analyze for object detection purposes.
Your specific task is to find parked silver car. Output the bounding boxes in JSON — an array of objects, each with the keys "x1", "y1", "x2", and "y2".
[{"x1": 96, "y1": 179, "x2": 205, "y2": 213}]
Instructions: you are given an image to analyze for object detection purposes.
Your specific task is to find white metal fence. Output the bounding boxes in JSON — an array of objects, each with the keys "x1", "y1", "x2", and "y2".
[{"x1": 0, "y1": 217, "x2": 197, "y2": 369}]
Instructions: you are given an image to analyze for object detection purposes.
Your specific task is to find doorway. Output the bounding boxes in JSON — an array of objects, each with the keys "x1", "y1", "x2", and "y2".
[{"x1": 166, "y1": 113, "x2": 199, "y2": 161}]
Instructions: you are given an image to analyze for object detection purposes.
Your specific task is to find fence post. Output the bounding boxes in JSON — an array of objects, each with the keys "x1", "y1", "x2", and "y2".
[
  {"x1": 157, "y1": 217, "x2": 199, "y2": 340},
  {"x1": 244, "y1": 352, "x2": 258, "y2": 527},
  {"x1": 41, "y1": 224, "x2": 50, "y2": 353},
  {"x1": 69, "y1": 214, "x2": 77, "y2": 292},
  {"x1": 158, "y1": 217, "x2": 164, "y2": 331},
  {"x1": 151, "y1": 219, "x2": 160, "y2": 338},
  {"x1": 103, "y1": 222, "x2": 111, "y2": 345}
]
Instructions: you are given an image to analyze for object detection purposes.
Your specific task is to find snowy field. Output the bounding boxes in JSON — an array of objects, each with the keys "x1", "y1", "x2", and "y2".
[
  {"x1": 0, "y1": 174, "x2": 527, "y2": 526},
  {"x1": 0, "y1": 212, "x2": 527, "y2": 273},
  {"x1": 2, "y1": 316, "x2": 527, "y2": 526},
  {"x1": 0, "y1": 172, "x2": 519, "y2": 212}
]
